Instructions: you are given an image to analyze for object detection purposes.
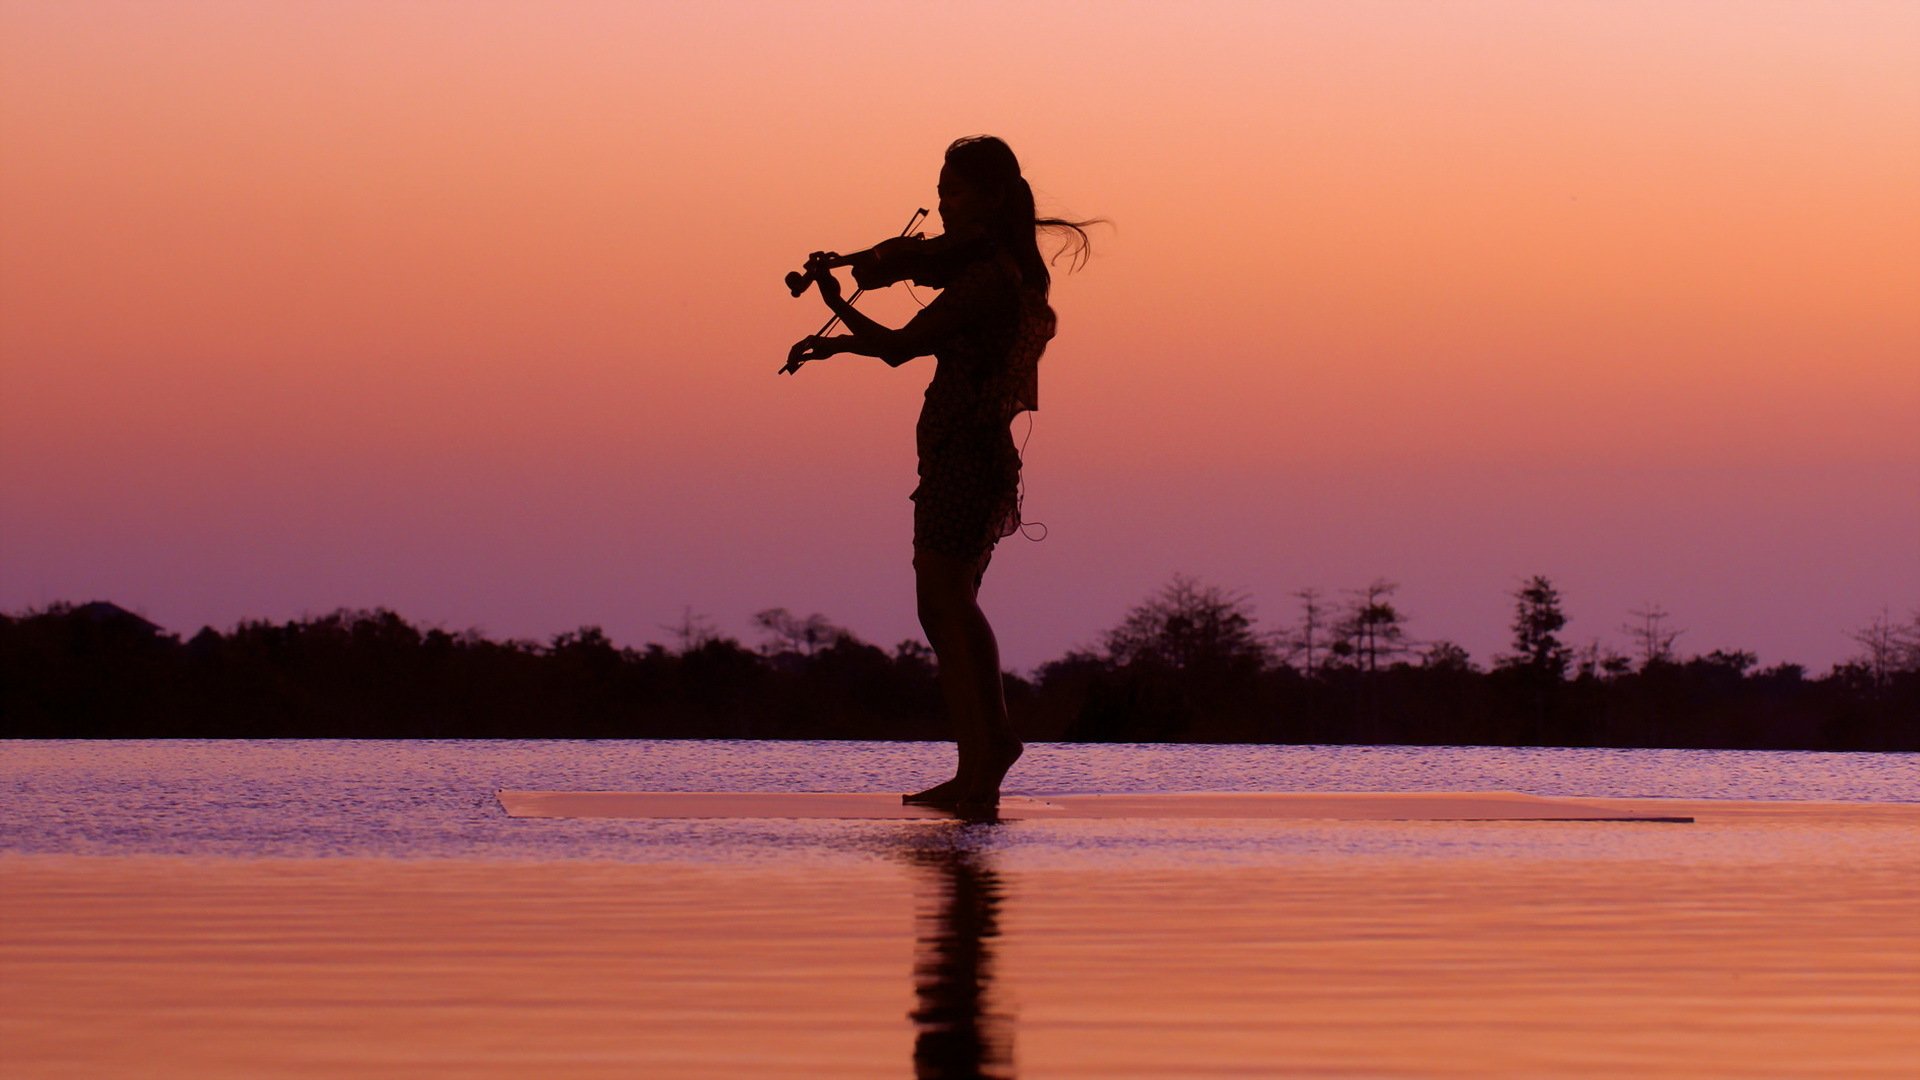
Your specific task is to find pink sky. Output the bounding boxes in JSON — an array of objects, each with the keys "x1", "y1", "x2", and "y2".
[{"x1": 3, "y1": 1, "x2": 1916, "y2": 671}]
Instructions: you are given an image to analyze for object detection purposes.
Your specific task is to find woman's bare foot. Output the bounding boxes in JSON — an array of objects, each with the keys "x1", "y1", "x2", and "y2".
[
  {"x1": 903, "y1": 775, "x2": 969, "y2": 805},
  {"x1": 907, "y1": 740, "x2": 1023, "y2": 805}
]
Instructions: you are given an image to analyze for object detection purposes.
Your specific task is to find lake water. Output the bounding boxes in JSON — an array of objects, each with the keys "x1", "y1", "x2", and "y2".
[
  {"x1": 3, "y1": 739, "x2": 1914, "y2": 862},
  {"x1": 6, "y1": 741, "x2": 1919, "y2": 1077}
]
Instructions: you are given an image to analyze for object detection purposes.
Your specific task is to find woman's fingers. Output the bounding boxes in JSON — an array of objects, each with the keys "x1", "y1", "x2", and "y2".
[
  {"x1": 781, "y1": 337, "x2": 816, "y2": 374},
  {"x1": 787, "y1": 336, "x2": 831, "y2": 364},
  {"x1": 811, "y1": 267, "x2": 842, "y2": 302}
]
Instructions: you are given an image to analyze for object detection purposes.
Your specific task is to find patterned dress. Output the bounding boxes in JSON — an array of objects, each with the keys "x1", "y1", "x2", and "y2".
[{"x1": 909, "y1": 255, "x2": 1057, "y2": 561}]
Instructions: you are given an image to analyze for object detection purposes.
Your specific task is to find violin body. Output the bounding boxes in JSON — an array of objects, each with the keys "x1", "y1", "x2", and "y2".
[
  {"x1": 785, "y1": 217, "x2": 991, "y2": 298},
  {"x1": 845, "y1": 233, "x2": 992, "y2": 291}
]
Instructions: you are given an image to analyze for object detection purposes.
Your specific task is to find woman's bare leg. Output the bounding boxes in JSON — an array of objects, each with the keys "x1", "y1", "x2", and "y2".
[{"x1": 905, "y1": 547, "x2": 1023, "y2": 805}]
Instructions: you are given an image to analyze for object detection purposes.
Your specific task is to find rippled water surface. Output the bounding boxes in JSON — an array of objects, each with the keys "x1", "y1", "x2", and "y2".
[
  {"x1": 8, "y1": 740, "x2": 1920, "y2": 1078},
  {"x1": 3, "y1": 740, "x2": 1913, "y2": 863}
]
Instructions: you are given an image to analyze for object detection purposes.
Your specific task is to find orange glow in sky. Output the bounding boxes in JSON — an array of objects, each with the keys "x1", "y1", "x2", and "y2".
[{"x1": 4, "y1": 1, "x2": 1916, "y2": 668}]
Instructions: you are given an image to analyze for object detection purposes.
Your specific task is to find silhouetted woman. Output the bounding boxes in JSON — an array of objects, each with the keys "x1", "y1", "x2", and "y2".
[{"x1": 788, "y1": 136, "x2": 1093, "y2": 808}]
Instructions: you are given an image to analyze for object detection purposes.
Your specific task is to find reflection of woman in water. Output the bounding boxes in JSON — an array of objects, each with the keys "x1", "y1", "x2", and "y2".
[
  {"x1": 788, "y1": 136, "x2": 1093, "y2": 808},
  {"x1": 903, "y1": 836, "x2": 1013, "y2": 1079}
]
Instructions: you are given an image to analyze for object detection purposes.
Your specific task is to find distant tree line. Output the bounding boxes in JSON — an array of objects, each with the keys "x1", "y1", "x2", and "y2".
[{"x1": 3, "y1": 582, "x2": 1916, "y2": 750}]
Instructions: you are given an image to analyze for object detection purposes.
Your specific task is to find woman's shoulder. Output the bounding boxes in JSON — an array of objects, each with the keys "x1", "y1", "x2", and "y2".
[
  {"x1": 950, "y1": 249, "x2": 1021, "y2": 290},
  {"x1": 932, "y1": 252, "x2": 1022, "y2": 316}
]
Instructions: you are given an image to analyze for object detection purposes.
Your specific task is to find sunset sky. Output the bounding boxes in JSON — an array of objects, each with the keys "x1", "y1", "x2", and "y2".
[{"x1": 3, "y1": 0, "x2": 1915, "y2": 671}]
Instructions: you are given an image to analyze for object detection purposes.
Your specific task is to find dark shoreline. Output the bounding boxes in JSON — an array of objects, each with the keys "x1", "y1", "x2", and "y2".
[{"x1": 5, "y1": 601, "x2": 1914, "y2": 751}]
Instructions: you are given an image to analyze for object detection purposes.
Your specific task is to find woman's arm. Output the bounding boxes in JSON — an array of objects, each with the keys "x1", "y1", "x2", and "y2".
[
  {"x1": 786, "y1": 331, "x2": 912, "y2": 368},
  {"x1": 793, "y1": 264, "x2": 992, "y2": 368}
]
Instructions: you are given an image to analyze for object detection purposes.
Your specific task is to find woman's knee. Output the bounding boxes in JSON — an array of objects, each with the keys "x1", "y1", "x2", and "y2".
[
  {"x1": 916, "y1": 581, "x2": 958, "y2": 634},
  {"x1": 915, "y1": 545, "x2": 986, "y2": 588},
  {"x1": 914, "y1": 547, "x2": 976, "y2": 629},
  {"x1": 916, "y1": 587, "x2": 948, "y2": 636}
]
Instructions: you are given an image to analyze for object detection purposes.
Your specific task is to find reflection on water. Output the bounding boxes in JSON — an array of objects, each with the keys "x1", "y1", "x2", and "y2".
[
  {"x1": 6, "y1": 785, "x2": 1920, "y2": 1075},
  {"x1": 900, "y1": 819, "x2": 1016, "y2": 1079}
]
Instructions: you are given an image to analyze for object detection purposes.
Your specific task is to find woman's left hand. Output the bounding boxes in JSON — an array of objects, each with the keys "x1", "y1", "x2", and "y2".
[{"x1": 806, "y1": 260, "x2": 844, "y2": 305}]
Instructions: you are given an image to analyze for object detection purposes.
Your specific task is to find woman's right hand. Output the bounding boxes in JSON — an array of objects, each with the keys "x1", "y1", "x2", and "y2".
[{"x1": 783, "y1": 335, "x2": 838, "y2": 373}]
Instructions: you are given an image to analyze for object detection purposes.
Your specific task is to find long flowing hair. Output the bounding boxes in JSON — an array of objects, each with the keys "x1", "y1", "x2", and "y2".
[{"x1": 943, "y1": 136, "x2": 1100, "y2": 298}]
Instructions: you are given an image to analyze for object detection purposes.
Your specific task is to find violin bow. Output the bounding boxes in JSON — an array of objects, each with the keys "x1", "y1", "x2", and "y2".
[{"x1": 782, "y1": 207, "x2": 927, "y2": 374}]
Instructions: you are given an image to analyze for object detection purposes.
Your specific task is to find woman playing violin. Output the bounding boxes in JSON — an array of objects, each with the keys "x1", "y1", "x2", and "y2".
[{"x1": 788, "y1": 136, "x2": 1093, "y2": 809}]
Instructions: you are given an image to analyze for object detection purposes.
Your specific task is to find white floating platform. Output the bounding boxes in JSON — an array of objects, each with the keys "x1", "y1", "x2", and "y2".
[{"x1": 496, "y1": 790, "x2": 1693, "y2": 823}]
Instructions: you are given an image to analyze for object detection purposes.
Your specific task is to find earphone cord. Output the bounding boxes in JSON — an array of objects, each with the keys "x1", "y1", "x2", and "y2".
[{"x1": 1017, "y1": 410, "x2": 1046, "y2": 542}]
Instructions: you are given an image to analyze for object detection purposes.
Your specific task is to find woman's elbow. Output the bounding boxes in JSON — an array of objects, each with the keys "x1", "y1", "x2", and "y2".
[{"x1": 879, "y1": 332, "x2": 929, "y2": 366}]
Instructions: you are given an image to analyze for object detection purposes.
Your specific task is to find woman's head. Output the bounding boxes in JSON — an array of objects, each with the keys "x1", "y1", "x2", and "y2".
[
  {"x1": 939, "y1": 135, "x2": 1095, "y2": 297},
  {"x1": 938, "y1": 136, "x2": 1030, "y2": 237}
]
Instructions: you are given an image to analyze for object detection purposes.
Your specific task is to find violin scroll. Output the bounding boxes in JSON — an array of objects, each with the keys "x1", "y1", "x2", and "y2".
[
  {"x1": 785, "y1": 251, "x2": 848, "y2": 298},
  {"x1": 785, "y1": 208, "x2": 928, "y2": 301}
]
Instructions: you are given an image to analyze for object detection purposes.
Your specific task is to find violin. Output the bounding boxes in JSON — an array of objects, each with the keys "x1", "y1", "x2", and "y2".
[
  {"x1": 780, "y1": 209, "x2": 993, "y2": 374},
  {"x1": 787, "y1": 230, "x2": 993, "y2": 295}
]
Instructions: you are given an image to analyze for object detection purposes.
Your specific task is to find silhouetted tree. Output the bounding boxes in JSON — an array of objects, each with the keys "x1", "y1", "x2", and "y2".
[
  {"x1": 1329, "y1": 579, "x2": 1406, "y2": 674},
  {"x1": 1063, "y1": 576, "x2": 1272, "y2": 742},
  {"x1": 1622, "y1": 602, "x2": 1682, "y2": 669},
  {"x1": 1282, "y1": 587, "x2": 1328, "y2": 677},
  {"x1": 753, "y1": 608, "x2": 847, "y2": 658},
  {"x1": 1849, "y1": 606, "x2": 1918, "y2": 687},
  {"x1": 660, "y1": 606, "x2": 721, "y2": 653},
  {"x1": 894, "y1": 638, "x2": 936, "y2": 669},
  {"x1": 1499, "y1": 576, "x2": 1571, "y2": 679},
  {"x1": 1421, "y1": 640, "x2": 1476, "y2": 673},
  {"x1": 1492, "y1": 576, "x2": 1573, "y2": 742},
  {"x1": 1696, "y1": 649, "x2": 1757, "y2": 675},
  {"x1": 1573, "y1": 638, "x2": 1630, "y2": 681},
  {"x1": 1101, "y1": 575, "x2": 1268, "y2": 674}
]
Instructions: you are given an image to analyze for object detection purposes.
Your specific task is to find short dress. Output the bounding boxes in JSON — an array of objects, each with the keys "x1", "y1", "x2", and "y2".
[{"x1": 909, "y1": 256, "x2": 1057, "y2": 561}]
